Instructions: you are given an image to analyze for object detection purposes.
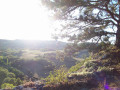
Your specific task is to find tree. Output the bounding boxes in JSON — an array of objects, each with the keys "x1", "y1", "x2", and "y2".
[
  {"x1": 42, "y1": 0, "x2": 120, "y2": 48},
  {"x1": 8, "y1": 67, "x2": 24, "y2": 80},
  {"x1": 1, "y1": 83, "x2": 15, "y2": 89},
  {"x1": 7, "y1": 72, "x2": 15, "y2": 78},
  {"x1": 16, "y1": 78, "x2": 22, "y2": 86},
  {"x1": 3, "y1": 77, "x2": 16, "y2": 86},
  {"x1": 0, "y1": 67, "x2": 9, "y2": 86}
]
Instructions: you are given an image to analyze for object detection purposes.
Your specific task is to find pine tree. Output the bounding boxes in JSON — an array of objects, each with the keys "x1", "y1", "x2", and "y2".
[{"x1": 42, "y1": 0, "x2": 120, "y2": 48}]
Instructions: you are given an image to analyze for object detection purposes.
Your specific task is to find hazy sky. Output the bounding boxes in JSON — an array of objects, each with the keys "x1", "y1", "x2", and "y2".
[{"x1": 0, "y1": 0, "x2": 54, "y2": 40}]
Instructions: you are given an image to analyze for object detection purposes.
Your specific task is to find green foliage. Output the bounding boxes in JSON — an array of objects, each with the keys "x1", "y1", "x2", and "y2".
[
  {"x1": 43, "y1": 0, "x2": 120, "y2": 48},
  {"x1": 45, "y1": 65, "x2": 68, "y2": 85},
  {"x1": 16, "y1": 78, "x2": 22, "y2": 86},
  {"x1": 69, "y1": 54, "x2": 115, "y2": 82},
  {"x1": 69, "y1": 55, "x2": 92, "y2": 73},
  {"x1": 97, "y1": 66, "x2": 113, "y2": 73},
  {"x1": 1, "y1": 83, "x2": 15, "y2": 89},
  {"x1": 8, "y1": 67, "x2": 24, "y2": 80},
  {"x1": 0, "y1": 67, "x2": 9, "y2": 86},
  {"x1": 2, "y1": 77, "x2": 22, "y2": 86},
  {"x1": 68, "y1": 62, "x2": 83, "y2": 73},
  {"x1": 3, "y1": 77, "x2": 16, "y2": 85},
  {"x1": 94, "y1": 46, "x2": 120, "y2": 66},
  {"x1": 83, "y1": 60, "x2": 99, "y2": 72},
  {"x1": 7, "y1": 72, "x2": 16, "y2": 78},
  {"x1": 84, "y1": 61, "x2": 97, "y2": 68},
  {"x1": 0, "y1": 56, "x2": 9, "y2": 65},
  {"x1": 70, "y1": 72, "x2": 94, "y2": 80},
  {"x1": 0, "y1": 56, "x2": 4, "y2": 63},
  {"x1": 0, "y1": 67, "x2": 23, "y2": 87},
  {"x1": 70, "y1": 60, "x2": 112, "y2": 77}
]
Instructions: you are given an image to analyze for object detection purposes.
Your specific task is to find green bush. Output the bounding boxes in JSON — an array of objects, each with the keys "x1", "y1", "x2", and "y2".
[
  {"x1": 69, "y1": 56, "x2": 92, "y2": 73},
  {"x1": 84, "y1": 61, "x2": 97, "y2": 68},
  {"x1": 0, "y1": 67, "x2": 9, "y2": 86},
  {"x1": 3, "y1": 77, "x2": 16, "y2": 85},
  {"x1": 8, "y1": 67, "x2": 24, "y2": 80},
  {"x1": 70, "y1": 72, "x2": 94, "y2": 78},
  {"x1": 45, "y1": 65, "x2": 68, "y2": 85},
  {"x1": 1, "y1": 83, "x2": 15, "y2": 89},
  {"x1": 84, "y1": 61, "x2": 99, "y2": 72},
  {"x1": 0, "y1": 67, "x2": 23, "y2": 87},
  {"x1": 97, "y1": 66, "x2": 113, "y2": 73},
  {"x1": 7, "y1": 72, "x2": 15, "y2": 78}
]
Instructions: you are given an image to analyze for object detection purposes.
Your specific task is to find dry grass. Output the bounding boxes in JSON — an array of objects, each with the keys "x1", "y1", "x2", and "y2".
[{"x1": 20, "y1": 49, "x2": 57, "y2": 60}]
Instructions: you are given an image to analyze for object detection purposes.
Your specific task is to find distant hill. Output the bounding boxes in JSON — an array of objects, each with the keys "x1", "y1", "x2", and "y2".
[{"x1": 0, "y1": 39, "x2": 66, "y2": 50}]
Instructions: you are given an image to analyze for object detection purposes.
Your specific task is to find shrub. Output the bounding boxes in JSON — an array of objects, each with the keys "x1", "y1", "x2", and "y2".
[
  {"x1": 16, "y1": 78, "x2": 22, "y2": 86},
  {"x1": 45, "y1": 65, "x2": 68, "y2": 85},
  {"x1": 1, "y1": 83, "x2": 15, "y2": 89},
  {"x1": 7, "y1": 72, "x2": 15, "y2": 78},
  {"x1": 69, "y1": 71, "x2": 94, "y2": 80},
  {"x1": 69, "y1": 56, "x2": 92, "y2": 73},
  {"x1": 0, "y1": 67, "x2": 9, "y2": 86},
  {"x1": 84, "y1": 61, "x2": 97, "y2": 68},
  {"x1": 3, "y1": 77, "x2": 16, "y2": 85},
  {"x1": 8, "y1": 67, "x2": 24, "y2": 80},
  {"x1": 97, "y1": 66, "x2": 113, "y2": 73}
]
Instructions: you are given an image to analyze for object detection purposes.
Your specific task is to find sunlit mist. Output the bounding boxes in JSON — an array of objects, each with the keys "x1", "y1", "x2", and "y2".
[{"x1": 0, "y1": 0, "x2": 54, "y2": 40}]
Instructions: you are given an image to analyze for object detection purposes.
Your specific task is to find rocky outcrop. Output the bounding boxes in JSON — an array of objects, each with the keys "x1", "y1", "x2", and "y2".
[{"x1": 13, "y1": 81, "x2": 44, "y2": 90}]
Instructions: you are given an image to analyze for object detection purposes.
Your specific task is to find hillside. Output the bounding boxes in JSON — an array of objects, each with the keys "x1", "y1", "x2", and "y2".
[
  {"x1": 1, "y1": 40, "x2": 120, "y2": 90},
  {"x1": 0, "y1": 39, "x2": 66, "y2": 50},
  {"x1": 0, "y1": 39, "x2": 78, "y2": 89}
]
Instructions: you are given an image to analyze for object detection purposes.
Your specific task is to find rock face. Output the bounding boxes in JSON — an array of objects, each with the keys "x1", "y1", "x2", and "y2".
[
  {"x1": 13, "y1": 81, "x2": 44, "y2": 90},
  {"x1": 13, "y1": 85, "x2": 23, "y2": 90}
]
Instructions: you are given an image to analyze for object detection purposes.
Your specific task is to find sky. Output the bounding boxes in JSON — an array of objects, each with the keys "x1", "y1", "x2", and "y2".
[{"x1": 0, "y1": 0, "x2": 55, "y2": 40}]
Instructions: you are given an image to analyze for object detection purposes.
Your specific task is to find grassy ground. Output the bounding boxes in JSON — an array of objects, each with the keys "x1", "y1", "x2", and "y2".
[{"x1": 20, "y1": 49, "x2": 57, "y2": 60}]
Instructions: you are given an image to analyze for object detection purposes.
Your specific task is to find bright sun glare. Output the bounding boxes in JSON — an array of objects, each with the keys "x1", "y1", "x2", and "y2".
[{"x1": 0, "y1": 0, "x2": 54, "y2": 40}]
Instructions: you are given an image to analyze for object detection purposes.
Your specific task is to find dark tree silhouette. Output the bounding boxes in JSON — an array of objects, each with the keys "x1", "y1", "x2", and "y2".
[{"x1": 42, "y1": 0, "x2": 120, "y2": 48}]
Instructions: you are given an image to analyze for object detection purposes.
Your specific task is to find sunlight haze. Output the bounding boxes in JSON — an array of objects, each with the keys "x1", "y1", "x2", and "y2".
[{"x1": 0, "y1": 0, "x2": 54, "y2": 40}]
